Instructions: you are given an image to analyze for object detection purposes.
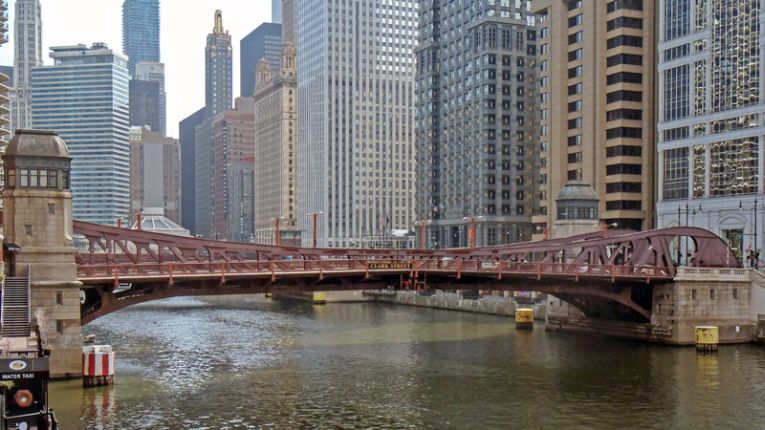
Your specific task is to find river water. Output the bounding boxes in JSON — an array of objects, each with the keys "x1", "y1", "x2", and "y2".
[{"x1": 49, "y1": 296, "x2": 765, "y2": 429}]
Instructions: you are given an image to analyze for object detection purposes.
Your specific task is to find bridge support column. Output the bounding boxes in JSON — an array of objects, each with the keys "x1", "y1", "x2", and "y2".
[
  {"x1": 651, "y1": 268, "x2": 755, "y2": 345},
  {"x1": 2, "y1": 130, "x2": 82, "y2": 378}
]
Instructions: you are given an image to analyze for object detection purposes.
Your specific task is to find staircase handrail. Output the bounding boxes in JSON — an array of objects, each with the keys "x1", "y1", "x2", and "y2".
[
  {"x1": 26, "y1": 265, "x2": 31, "y2": 328},
  {"x1": 0, "y1": 273, "x2": 5, "y2": 333}
]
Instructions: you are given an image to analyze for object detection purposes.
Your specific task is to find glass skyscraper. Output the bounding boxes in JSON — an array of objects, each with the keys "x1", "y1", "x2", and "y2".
[
  {"x1": 31, "y1": 44, "x2": 131, "y2": 225},
  {"x1": 240, "y1": 22, "x2": 282, "y2": 98},
  {"x1": 122, "y1": 0, "x2": 160, "y2": 77},
  {"x1": 296, "y1": 0, "x2": 418, "y2": 248},
  {"x1": 657, "y1": 0, "x2": 763, "y2": 261}
]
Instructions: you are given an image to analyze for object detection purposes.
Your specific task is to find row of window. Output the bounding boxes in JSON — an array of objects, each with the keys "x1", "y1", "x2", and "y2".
[{"x1": 7, "y1": 168, "x2": 70, "y2": 190}]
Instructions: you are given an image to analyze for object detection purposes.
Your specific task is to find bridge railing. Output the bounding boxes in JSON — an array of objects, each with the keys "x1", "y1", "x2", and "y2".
[{"x1": 77, "y1": 256, "x2": 675, "y2": 283}]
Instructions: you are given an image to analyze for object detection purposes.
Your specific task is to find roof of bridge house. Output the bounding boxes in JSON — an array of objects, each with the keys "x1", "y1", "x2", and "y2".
[
  {"x1": 5, "y1": 129, "x2": 70, "y2": 158},
  {"x1": 131, "y1": 208, "x2": 190, "y2": 237},
  {"x1": 557, "y1": 181, "x2": 599, "y2": 202}
]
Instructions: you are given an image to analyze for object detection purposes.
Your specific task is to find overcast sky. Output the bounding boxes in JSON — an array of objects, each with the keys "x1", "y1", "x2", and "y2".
[{"x1": 0, "y1": 0, "x2": 274, "y2": 138}]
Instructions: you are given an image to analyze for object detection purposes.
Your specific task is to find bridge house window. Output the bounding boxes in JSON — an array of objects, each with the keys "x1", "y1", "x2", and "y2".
[{"x1": 9, "y1": 168, "x2": 68, "y2": 190}]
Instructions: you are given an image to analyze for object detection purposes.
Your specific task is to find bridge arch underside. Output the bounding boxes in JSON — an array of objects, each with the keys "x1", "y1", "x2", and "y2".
[{"x1": 80, "y1": 271, "x2": 656, "y2": 325}]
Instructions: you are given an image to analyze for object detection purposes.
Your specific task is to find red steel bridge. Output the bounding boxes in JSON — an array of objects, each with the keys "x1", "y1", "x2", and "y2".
[{"x1": 73, "y1": 221, "x2": 740, "y2": 325}]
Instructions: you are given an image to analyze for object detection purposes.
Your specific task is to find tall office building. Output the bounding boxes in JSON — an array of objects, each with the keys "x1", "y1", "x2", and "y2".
[
  {"x1": 0, "y1": 0, "x2": 9, "y2": 206},
  {"x1": 416, "y1": 0, "x2": 540, "y2": 248},
  {"x1": 179, "y1": 107, "x2": 206, "y2": 234},
  {"x1": 135, "y1": 61, "x2": 167, "y2": 134},
  {"x1": 254, "y1": 45, "x2": 299, "y2": 245},
  {"x1": 297, "y1": 0, "x2": 418, "y2": 248},
  {"x1": 532, "y1": 0, "x2": 657, "y2": 235},
  {"x1": 206, "y1": 10, "x2": 233, "y2": 117},
  {"x1": 281, "y1": 0, "x2": 296, "y2": 44},
  {"x1": 129, "y1": 126, "x2": 180, "y2": 222},
  {"x1": 240, "y1": 23, "x2": 282, "y2": 98},
  {"x1": 129, "y1": 79, "x2": 162, "y2": 132},
  {"x1": 122, "y1": 0, "x2": 160, "y2": 77},
  {"x1": 272, "y1": 0, "x2": 282, "y2": 23},
  {"x1": 10, "y1": 0, "x2": 42, "y2": 134},
  {"x1": 657, "y1": 0, "x2": 763, "y2": 260},
  {"x1": 31, "y1": 43, "x2": 131, "y2": 225},
  {"x1": 211, "y1": 98, "x2": 256, "y2": 241}
]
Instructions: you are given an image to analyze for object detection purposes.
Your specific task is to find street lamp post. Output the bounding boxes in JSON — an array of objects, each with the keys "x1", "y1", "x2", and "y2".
[
  {"x1": 462, "y1": 216, "x2": 483, "y2": 248},
  {"x1": 307, "y1": 212, "x2": 323, "y2": 248},
  {"x1": 741, "y1": 198, "x2": 759, "y2": 266}
]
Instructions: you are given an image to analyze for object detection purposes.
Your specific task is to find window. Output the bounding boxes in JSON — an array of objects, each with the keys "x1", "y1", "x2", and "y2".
[
  {"x1": 607, "y1": 109, "x2": 643, "y2": 121},
  {"x1": 607, "y1": 72, "x2": 642, "y2": 85},
  {"x1": 607, "y1": 16, "x2": 643, "y2": 31},
  {"x1": 606, "y1": 201, "x2": 642, "y2": 210},
  {"x1": 568, "y1": 135, "x2": 582, "y2": 146},
  {"x1": 607, "y1": 90, "x2": 643, "y2": 103},
  {"x1": 568, "y1": 14, "x2": 583, "y2": 27},
  {"x1": 568, "y1": 117, "x2": 583, "y2": 129},
  {"x1": 606, "y1": 182, "x2": 642, "y2": 193},
  {"x1": 607, "y1": 54, "x2": 643, "y2": 67},
  {"x1": 606, "y1": 164, "x2": 642, "y2": 175},
  {"x1": 709, "y1": 137, "x2": 759, "y2": 197},
  {"x1": 568, "y1": 66, "x2": 583, "y2": 78},
  {"x1": 568, "y1": 49, "x2": 583, "y2": 61},
  {"x1": 607, "y1": 35, "x2": 643, "y2": 49},
  {"x1": 663, "y1": 147, "x2": 689, "y2": 200},
  {"x1": 568, "y1": 100, "x2": 583, "y2": 112},
  {"x1": 663, "y1": 44, "x2": 690, "y2": 61},
  {"x1": 664, "y1": 0, "x2": 690, "y2": 41},
  {"x1": 568, "y1": 83, "x2": 583, "y2": 95},
  {"x1": 568, "y1": 169, "x2": 582, "y2": 180},
  {"x1": 664, "y1": 65, "x2": 690, "y2": 121},
  {"x1": 607, "y1": 0, "x2": 644, "y2": 13},
  {"x1": 568, "y1": 31, "x2": 583, "y2": 44},
  {"x1": 568, "y1": 152, "x2": 583, "y2": 163},
  {"x1": 607, "y1": 145, "x2": 643, "y2": 157},
  {"x1": 663, "y1": 126, "x2": 689, "y2": 142},
  {"x1": 568, "y1": 0, "x2": 582, "y2": 10},
  {"x1": 606, "y1": 127, "x2": 642, "y2": 139}
]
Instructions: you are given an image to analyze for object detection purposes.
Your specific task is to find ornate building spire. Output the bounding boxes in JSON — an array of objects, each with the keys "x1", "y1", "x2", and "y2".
[{"x1": 214, "y1": 10, "x2": 224, "y2": 33}]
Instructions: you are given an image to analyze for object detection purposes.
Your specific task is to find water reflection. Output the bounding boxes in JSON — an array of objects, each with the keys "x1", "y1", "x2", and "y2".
[{"x1": 48, "y1": 296, "x2": 765, "y2": 429}]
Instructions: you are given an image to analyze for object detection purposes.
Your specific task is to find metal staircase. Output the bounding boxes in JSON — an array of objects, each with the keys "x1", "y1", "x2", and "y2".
[{"x1": 1, "y1": 273, "x2": 31, "y2": 338}]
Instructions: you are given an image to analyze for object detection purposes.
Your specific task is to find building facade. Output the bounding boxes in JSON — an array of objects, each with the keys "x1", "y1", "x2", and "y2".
[
  {"x1": 179, "y1": 107, "x2": 206, "y2": 234},
  {"x1": 297, "y1": 0, "x2": 418, "y2": 248},
  {"x1": 272, "y1": 0, "x2": 282, "y2": 23},
  {"x1": 122, "y1": 0, "x2": 160, "y2": 77},
  {"x1": 254, "y1": 45, "x2": 299, "y2": 245},
  {"x1": 656, "y1": 0, "x2": 763, "y2": 261},
  {"x1": 281, "y1": 0, "x2": 296, "y2": 44},
  {"x1": 416, "y1": 0, "x2": 540, "y2": 248},
  {"x1": 135, "y1": 61, "x2": 167, "y2": 134},
  {"x1": 31, "y1": 43, "x2": 131, "y2": 225},
  {"x1": 532, "y1": 0, "x2": 657, "y2": 235},
  {"x1": 129, "y1": 79, "x2": 162, "y2": 132},
  {"x1": 0, "y1": 1, "x2": 10, "y2": 204},
  {"x1": 10, "y1": 0, "x2": 42, "y2": 134},
  {"x1": 211, "y1": 97, "x2": 256, "y2": 241},
  {"x1": 207, "y1": 10, "x2": 233, "y2": 117},
  {"x1": 240, "y1": 22, "x2": 282, "y2": 98},
  {"x1": 129, "y1": 126, "x2": 180, "y2": 223}
]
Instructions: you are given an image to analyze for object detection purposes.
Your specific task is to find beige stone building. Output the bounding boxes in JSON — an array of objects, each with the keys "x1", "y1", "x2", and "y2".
[
  {"x1": 129, "y1": 126, "x2": 181, "y2": 223},
  {"x1": 532, "y1": 0, "x2": 657, "y2": 235},
  {"x1": 253, "y1": 43, "x2": 299, "y2": 245}
]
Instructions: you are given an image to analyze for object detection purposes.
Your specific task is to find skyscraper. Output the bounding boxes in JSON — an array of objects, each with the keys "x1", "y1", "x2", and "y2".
[
  {"x1": 532, "y1": 0, "x2": 657, "y2": 234},
  {"x1": 281, "y1": 0, "x2": 296, "y2": 44},
  {"x1": 135, "y1": 61, "x2": 167, "y2": 134},
  {"x1": 129, "y1": 79, "x2": 162, "y2": 132},
  {"x1": 656, "y1": 0, "x2": 762, "y2": 260},
  {"x1": 416, "y1": 0, "x2": 540, "y2": 248},
  {"x1": 122, "y1": 0, "x2": 160, "y2": 77},
  {"x1": 240, "y1": 23, "x2": 282, "y2": 98},
  {"x1": 179, "y1": 107, "x2": 206, "y2": 233},
  {"x1": 0, "y1": 0, "x2": 9, "y2": 206},
  {"x1": 10, "y1": 0, "x2": 42, "y2": 134},
  {"x1": 129, "y1": 126, "x2": 180, "y2": 223},
  {"x1": 31, "y1": 43, "x2": 131, "y2": 225},
  {"x1": 297, "y1": 0, "x2": 418, "y2": 248},
  {"x1": 272, "y1": 0, "x2": 282, "y2": 23},
  {"x1": 206, "y1": 10, "x2": 233, "y2": 116},
  {"x1": 254, "y1": 45, "x2": 299, "y2": 246}
]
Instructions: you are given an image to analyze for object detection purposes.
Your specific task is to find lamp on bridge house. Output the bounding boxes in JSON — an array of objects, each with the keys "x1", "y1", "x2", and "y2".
[{"x1": 2, "y1": 129, "x2": 83, "y2": 378}]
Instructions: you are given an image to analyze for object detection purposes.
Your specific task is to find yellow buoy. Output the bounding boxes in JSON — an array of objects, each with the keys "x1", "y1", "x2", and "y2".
[
  {"x1": 265, "y1": 293, "x2": 272, "y2": 299},
  {"x1": 515, "y1": 308, "x2": 534, "y2": 329},
  {"x1": 312, "y1": 292, "x2": 327, "y2": 304},
  {"x1": 695, "y1": 326, "x2": 719, "y2": 352}
]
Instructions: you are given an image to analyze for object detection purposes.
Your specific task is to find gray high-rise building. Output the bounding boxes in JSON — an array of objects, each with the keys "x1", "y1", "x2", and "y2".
[
  {"x1": 179, "y1": 107, "x2": 206, "y2": 233},
  {"x1": 240, "y1": 22, "x2": 282, "y2": 98},
  {"x1": 297, "y1": 0, "x2": 418, "y2": 248},
  {"x1": 134, "y1": 62, "x2": 167, "y2": 134},
  {"x1": 206, "y1": 10, "x2": 233, "y2": 116},
  {"x1": 416, "y1": 1, "x2": 539, "y2": 248},
  {"x1": 10, "y1": 0, "x2": 42, "y2": 134},
  {"x1": 129, "y1": 79, "x2": 162, "y2": 132},
  {"x1": 281, "y1": 0, "x2": 296, "y2": 44},
  {"x1": 272, "y1": 0, "x2": 282, "y2": 23},
  {"x1": 122, "y1": 0, "x2": 160, "y2": 77}
]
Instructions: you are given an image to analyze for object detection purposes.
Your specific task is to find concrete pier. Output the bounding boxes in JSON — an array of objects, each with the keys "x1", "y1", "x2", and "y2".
[{"x1": 366, "y1": 290, "x2": 546, "y2": 319}]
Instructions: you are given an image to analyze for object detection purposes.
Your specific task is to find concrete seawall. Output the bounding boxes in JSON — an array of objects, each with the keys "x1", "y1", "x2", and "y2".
[{"x1": 365, "y1": 290, "x2": 546, "y2": 319}]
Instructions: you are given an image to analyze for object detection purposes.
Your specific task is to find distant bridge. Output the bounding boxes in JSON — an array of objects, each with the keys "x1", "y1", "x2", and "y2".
[{"x1": 73, "y1": 221, "x2": 740, "y2": 324}]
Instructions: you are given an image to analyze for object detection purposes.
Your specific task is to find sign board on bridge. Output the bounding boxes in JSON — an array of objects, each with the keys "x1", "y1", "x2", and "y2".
[{"x1": 369, "y1": 261, "x2": 412, "y2": 270}]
